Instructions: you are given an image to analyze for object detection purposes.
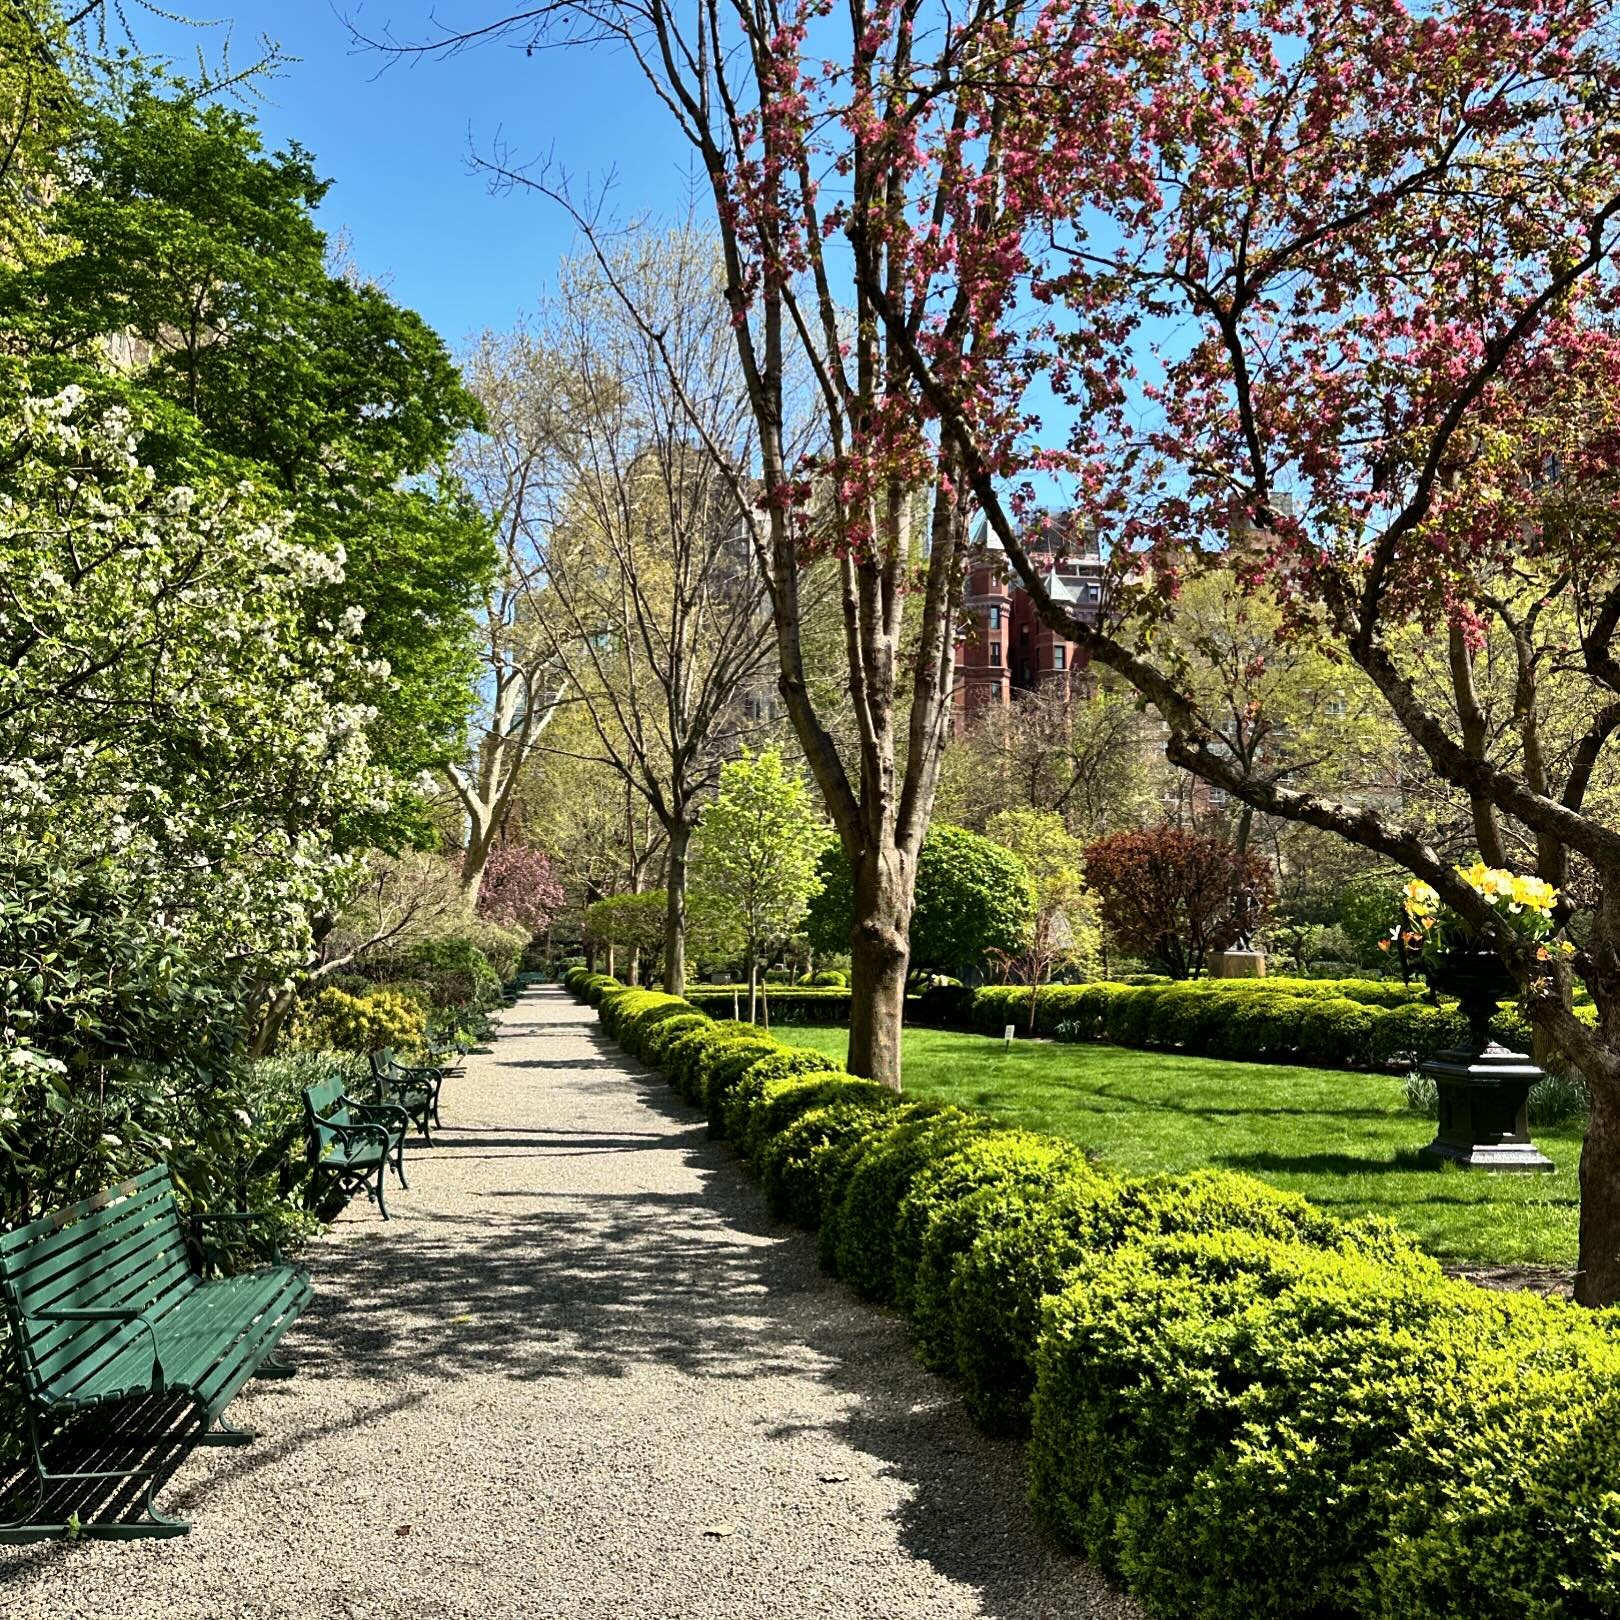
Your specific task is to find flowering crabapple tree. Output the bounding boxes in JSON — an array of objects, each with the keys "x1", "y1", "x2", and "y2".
[
  {"x1": 477, "y1": 842, "x2": 566, "y2": 936},
  {"x1": 366, "y1": 0, "x2": 1620, "y2": 1290},
  {"x1": 834, "y1": 0, "x2": 1620, "y2": 1298}
]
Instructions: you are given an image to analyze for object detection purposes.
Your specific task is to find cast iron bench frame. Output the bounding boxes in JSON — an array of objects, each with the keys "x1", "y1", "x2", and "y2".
[
  {"x1": 0, "y1": 1165, "x2": 311, "y2": 1542},
  {"x1": 302, "y1": 1078, "x2": 408, "y2": 1220}
]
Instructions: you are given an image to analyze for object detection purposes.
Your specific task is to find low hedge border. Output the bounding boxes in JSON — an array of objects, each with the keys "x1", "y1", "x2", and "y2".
[
  {"x1": 682, "y1": 986, "x2": 855, "y2": 1024},
  {"x1": 914, "y1": 976, "x2": 1542, "y2": 1072},
  {"x1": 563, "y1": 967, "x2": 1620, "y2": 1619},
  {"x1": 563, "y1": 965, "x2": 1613, "y2": 1613}
]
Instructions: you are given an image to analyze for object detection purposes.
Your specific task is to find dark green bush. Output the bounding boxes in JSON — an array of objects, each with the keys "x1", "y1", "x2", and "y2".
[
  {"x1": 950, "y1": 1168, "x2": 1379, "y2": 1435},
  {"x1": 1026, "y1": 1229, "x2": 1620, "y2": 1620},
  {"x1": 662, "y1": 1020, "x2": 757, "y2": 1101},
  {"x1": 577, "y1": 980, "x2": 1620, "y2": 1620},
  {"x1": 898, "y1": 1131, "x2": 1093, "y2": 1364},
  {"x1": 758, "y1": 1092, "x2": 905, "y2": 1227},
  {"x1": 696, "y1": 1036, "x2": 781, "y2": 1131},
  {"x1": 1028, "y1": 1229, "x2": 1451, "y2": 1610},
  {"x1": 733, "y1": 1074, "x2": 894, "y2": 1169},
  {"x1": 640, "y1": 1010, "x2": 712, "y2": 1067},
  {"x1": 683, "y1": 986, "x2": 855, "y2": 1024}
]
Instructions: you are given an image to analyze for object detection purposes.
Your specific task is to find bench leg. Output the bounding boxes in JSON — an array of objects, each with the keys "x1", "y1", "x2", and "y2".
[
  {"x1": 373, "y1": 1165, "x2": 390, "y2": 1221},
  {"x1": 0, "y1": 1412, "x2": 193, "y2": 1543},
  {"x1": 393, "y1": 1137, "x2": 409, "y2": 1189},
  {"x1": 253, "y1": 1353, "x2": 296, "y2": 1380},
  {"x1": 198, "y1": 1412, "x2": 256, "y2": 1447}
]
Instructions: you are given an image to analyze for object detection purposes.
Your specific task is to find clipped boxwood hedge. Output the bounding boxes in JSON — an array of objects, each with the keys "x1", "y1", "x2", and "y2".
[
  {"x1": 911, "y1": 975, "x2": 1540, "y2": 1073},
  {"x1": 564, "y1": 970, "x2": 1620, "y2": 1619},
  {"x1": 683, "y1": 986, "x2": 855, "y2": 1024}
]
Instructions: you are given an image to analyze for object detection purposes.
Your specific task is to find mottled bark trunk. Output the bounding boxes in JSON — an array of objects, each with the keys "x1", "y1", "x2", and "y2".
[
  {"x1": 664, "y1": 820, "x2": 691, "y2": 998},
  {"x1": 1576, "y1": 1073, "x2": 1620, "y2": 1307},
  {"x1": 847, "y1": 847, "x2": 913, "y2": 1090}
]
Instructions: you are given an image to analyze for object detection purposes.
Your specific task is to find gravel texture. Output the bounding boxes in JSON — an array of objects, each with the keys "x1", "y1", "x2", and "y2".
[{"x1": 1, "y1": 986, "x2": 1140, "y2": 1620}]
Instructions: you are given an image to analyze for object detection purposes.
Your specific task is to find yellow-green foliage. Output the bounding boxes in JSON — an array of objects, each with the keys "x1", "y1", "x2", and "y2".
[
  {"x1": 285, "y1": 987, "x2": 425, "y2": 1056},
  {"x1": 565, "y1": 968, "x2": 1620, "y2": 1619}
]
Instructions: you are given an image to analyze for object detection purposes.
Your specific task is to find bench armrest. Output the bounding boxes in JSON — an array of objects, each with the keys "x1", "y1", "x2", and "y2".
[
  {"x1": 348, "y1": 1099, "x2": 409, "y2": 1133},
  {"x1": 34, "y1": 1306, "x2": 164, "y2": 1389},
  {"x1": 323, "y1": 1118, "x2": 390, "y2": 1153},
  {"x1": 390, "y1": 1061, "x2": 444, "y2": 1083},
  {"x1": 190, "y1": 1209, "x2": 285, "y2": 1266}
]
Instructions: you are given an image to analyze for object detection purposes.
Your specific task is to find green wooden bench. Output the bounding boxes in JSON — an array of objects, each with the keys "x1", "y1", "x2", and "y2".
[
  {"x1": 0, "y1": 1165, "x2": 311, "y2": 1541},
  {"x1": 370, "y1": 1047, "x2": 445, "y2": 1142},
  {"x1": 302, "y1": 1078, "x2": 408, "y2": 1220}
]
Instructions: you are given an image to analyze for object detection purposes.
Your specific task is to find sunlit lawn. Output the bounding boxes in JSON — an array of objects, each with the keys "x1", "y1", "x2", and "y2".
[{"x1": 783, "y1": 1023, "x2": 1580, "y2": 1267}]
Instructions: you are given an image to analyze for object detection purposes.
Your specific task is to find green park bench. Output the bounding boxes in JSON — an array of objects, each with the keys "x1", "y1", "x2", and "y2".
[
  {"x1": 302, "y1": 1078, "x2": 409, "y2": 1220},
  {"x1": 370, "y1": 1047, "x2": 445, "y2": 1141},
  {"x1": 0, "y1": 1164, "x2": 311, "y2": 1542}
]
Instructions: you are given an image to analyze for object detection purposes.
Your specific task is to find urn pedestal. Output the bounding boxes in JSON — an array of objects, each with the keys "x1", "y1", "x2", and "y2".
[
  {"x1": 1420, "y1": 953, "x2": 1553, "y2": 1173},
  {"x1": 1212, "y1": 950, "x2": 1266, "y2": 979}
]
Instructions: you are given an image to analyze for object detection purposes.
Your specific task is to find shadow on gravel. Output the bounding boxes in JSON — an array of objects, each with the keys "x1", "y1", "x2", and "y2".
[{"x1": 262, "y1": 1004, "x2": 1123, "y2": 1620}]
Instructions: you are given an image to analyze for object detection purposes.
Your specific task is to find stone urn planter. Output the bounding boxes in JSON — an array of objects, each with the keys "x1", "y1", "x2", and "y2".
[{"x1": 1419, "y1": 950, "x2": 1553, "y2": 1172}]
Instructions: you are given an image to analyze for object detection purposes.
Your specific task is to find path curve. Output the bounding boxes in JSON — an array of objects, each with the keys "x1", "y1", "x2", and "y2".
[{"x1": 2, "y1": 986, "x2": 1137, "y2": 1620}]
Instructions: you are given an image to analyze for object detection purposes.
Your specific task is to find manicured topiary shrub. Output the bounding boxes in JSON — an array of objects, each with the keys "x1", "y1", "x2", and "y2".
[
  {"x1": 825, "y1": 1106, "x2": 994, "y2": 1302},
  {"x1": 732, "y1": 1073, "x2": 894, "y2": 1169},
  {"x1": 720, "y1": 1045, "x2": 847, "y2": 1146},
  {"x1": 575, "y1": 979, "x2": 1620, "y2": 1620},
  {"x1": 950, "y1": 1168, "x2": 1385, "y2": 1435},
  {"x1": 640, "y1": 1010, "x2": 712, "y2": 1066},
  {"x1": 1028, "y1": 1229, "x2": 1451, "y2": 1610},
  {"x1": 896, "y1": 1131, "x2": 1094, "y2": 1361},
  {"x1": 699, "y1": 1036, "x2": 789, "y2": 1134},
  {"x1": 941, "y1": 976, "x2": 1551, "y2": 1074},
  {"x1": 758, "y1": 1092, "x2": 903, "y2": 1227},
  {"x1": 664, "y1": 1019, "x2": 757, "y2": 1102}
]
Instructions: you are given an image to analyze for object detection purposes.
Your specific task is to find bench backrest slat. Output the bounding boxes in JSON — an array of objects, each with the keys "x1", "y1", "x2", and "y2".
[
  {"x1": 304, "y1": 1078, "x2": 360, "y2": 1151},
  {"x1": 0, "y1": 1167, "x2": 194, "y2": 1398}
]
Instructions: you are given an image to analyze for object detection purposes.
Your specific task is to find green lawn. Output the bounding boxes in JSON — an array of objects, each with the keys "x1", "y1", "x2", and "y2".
[{"x1": 783, "y1": 1024, "x2": 1580, "y2": 1267}]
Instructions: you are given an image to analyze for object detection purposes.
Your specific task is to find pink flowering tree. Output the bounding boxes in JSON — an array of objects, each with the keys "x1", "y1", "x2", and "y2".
[
  {"x1": 374, "y1": 0, "x2": 1620, "y2": 1295},
  {"x1": 476, "y1": 842, "x2": 565, "y2": 937},
  {"x1": 363, "y1": 0, "x2": 995, "y2": 1088},
  {"x1": 841, "y1": 0, "x2": 1620, "y2": 1298}
]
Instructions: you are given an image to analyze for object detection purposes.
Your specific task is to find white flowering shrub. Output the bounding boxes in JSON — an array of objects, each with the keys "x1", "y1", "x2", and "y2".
[{"x1": 0, "y1": 389, "x2": 407, "y2": 1223}]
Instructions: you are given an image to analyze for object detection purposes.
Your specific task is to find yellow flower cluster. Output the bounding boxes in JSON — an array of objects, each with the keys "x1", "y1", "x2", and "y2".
[
  {"x1": 1456, "y1": 862, "x2": 1557, "y2": 915},
  {"x1": 1402, "y1": 879, "x2": 1439, "y2": 921}
]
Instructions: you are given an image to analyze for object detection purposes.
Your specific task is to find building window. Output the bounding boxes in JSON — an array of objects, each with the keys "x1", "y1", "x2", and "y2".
[
  {"x1": 1053, "y1": 645, "x2": 1066, "y2": 671},
  {"x1": 1020, "y1": 623, "x2": 1030, "y2": 642},
  {"x1": 988, "y1": 605, "x2": 1001, "y2": 630},
  {"x1": 990, "y1": 642, "x2": 1001, "y2": 667},
  {"x1": 1085, "y1": 583, "x2": 1100, "y2": 601}
]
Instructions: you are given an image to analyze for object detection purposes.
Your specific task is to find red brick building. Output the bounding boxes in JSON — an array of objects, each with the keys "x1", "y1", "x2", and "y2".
[{"x1": 954, "y1": 517, "x2": 1106, "y2": 726}]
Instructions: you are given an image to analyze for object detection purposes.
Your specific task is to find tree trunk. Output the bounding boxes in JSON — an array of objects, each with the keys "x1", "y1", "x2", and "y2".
[
  {"x1": 847, "y1": 847, "x2": 914, "y2": 1090},
  {"x1": 1577, "y1": 1073, "x2": 1620, "y2": 1306},
  {"x1": 748, "y1": 956, "x2": 758, "y2": 1025},
  {"x1": 664, "y1": 820, "x2": 691, "y2": 998},
  {"x1": 460, "y1": 816, "x2": 498, "y2": 908},
  {"x1": 249, "y1": 986, "x2": 297, "y2": 1059}
]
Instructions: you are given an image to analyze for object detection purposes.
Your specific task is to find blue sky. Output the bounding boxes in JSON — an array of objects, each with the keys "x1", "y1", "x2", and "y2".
[{"x1": 133, "y1": 3, "x2": 688, "y2": 350}]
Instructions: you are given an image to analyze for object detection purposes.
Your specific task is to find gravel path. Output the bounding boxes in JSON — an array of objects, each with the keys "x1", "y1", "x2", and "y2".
[{"x1": 1, "y1": 986, "x2": 1138, "y2": 1620}]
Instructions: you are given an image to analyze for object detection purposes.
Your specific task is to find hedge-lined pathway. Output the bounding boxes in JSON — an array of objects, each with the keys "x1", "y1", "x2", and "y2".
[{"x1": 2, "y1": 985, "x2": 1136, "y2": 1620}]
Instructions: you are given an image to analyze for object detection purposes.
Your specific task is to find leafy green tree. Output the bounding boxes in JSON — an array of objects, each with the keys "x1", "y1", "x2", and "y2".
[
  {"x1": 691, "y1": 750, "x2": 833, "y2": 1022},
  {"x1": 808, "y1": 824, "x2": 1035, "y2": 984},
  {"x1": 985, "y1": 809, "x2": 1100, "y2": 1028},
  {"x1": 0, "y1": 79, "x2": 493, "y2": 821}
]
